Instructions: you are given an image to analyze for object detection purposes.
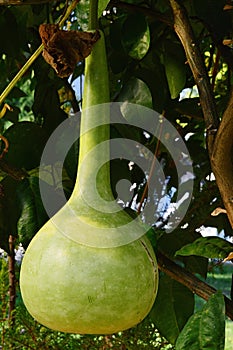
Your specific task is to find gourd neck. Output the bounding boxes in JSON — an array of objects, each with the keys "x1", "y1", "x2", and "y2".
[{"x1": 72, "y1": 29, "x2": 114, "y2": 203}]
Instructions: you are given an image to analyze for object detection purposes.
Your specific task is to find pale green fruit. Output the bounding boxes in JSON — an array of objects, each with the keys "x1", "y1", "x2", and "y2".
[
  {"x1": 20, "y1": 226, "x2": 158, "y2": 334},
  {"x1": 20, "y1": 30, "x2": 159, "y2": 335}
]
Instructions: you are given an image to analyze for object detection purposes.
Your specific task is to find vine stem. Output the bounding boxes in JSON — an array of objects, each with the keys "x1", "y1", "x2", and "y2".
[
  {"x1": 0, "y1": 0, "x2": 80, "y2": 106},
  {"x1": 137, "y1": 113, "x2": 164, "y2": 214},
  {"x1": 0, "y1": 44, "x2": 44, "y2": 106}
]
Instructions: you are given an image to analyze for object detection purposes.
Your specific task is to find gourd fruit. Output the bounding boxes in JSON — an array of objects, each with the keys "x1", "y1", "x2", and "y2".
[{"x1": 20, "y1": 18, "x2": 159, "y2": 334}]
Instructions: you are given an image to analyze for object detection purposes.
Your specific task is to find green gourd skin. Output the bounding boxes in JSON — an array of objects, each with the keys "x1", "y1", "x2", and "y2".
[{"x1": 20, "y1": 30, "x2": 159, "y2": 334}]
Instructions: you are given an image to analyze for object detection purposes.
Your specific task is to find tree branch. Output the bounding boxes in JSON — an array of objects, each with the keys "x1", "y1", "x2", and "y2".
[
  {"x1": 157, "y1": 251, "x2": 233, "y2": 320},
  {"x1": 0, "y1": 159, "x2": 28, "y2": 181},
  {"x1": 211, "y1": 89, "x2": 233, "y2": 228},
  {"x1": 169, "y1": 0, "x2": 219, "y2": 154},
  {"x1": 108, "y1": 0, "x2": 172, "y2": 26}
]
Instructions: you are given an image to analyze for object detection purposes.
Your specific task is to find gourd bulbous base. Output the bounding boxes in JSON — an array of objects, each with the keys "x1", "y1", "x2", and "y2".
[{"x1": 20, "y1": 215, "x2": 158, "y2": 334}]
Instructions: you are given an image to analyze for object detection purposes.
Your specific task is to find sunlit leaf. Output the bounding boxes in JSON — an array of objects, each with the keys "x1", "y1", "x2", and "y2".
[
  {"x1": 176, "y1": 236, "x2": 233, "y2": 259},
  {"x1": 176, "y1": 291, "x2": 225, "y2": 350}
]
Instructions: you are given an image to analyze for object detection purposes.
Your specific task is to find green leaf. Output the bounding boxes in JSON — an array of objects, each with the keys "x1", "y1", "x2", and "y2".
[
  {"x1": 176, "y1": 291, "x2": 225, "y2": 350},
  {"x1": 164, "y1": 55, "x2": 186, "y2": 99},
  {"x1": 136, "y1": 51, "x2": 168, "y2": 112},
  {"x1": 121, "y1": 13, "x2": 150, "y2": 60},
  {"x1": 158, "y1": 230, "x2": 208, "y2": 277},
  {"x1": 176, "y1": 236, "x2": 233, "y2": 259},
  {"x1": 17, "y1": 176, "x2": 48, "y2": 247},
  {"x1": 150, "y1": 274, "x2": 194, "y2": 344},
  {"x1": 162, "y1": 41, "x2": 186, "y2": 99},
  {"x1": 117, "y1": 77, "x2": 152, "y2": 109},
  {"x1": 98, "y1": 0, "x2": 110, "y2": 18}
]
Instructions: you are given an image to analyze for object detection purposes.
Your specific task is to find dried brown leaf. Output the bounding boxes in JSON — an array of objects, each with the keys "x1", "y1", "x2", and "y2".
[
  {"x1": 39, "y1": 24, "x2": 100, "y2": 78},
  {"x1": 211, "y1": 207, "x2": 227, "y2": 216}
]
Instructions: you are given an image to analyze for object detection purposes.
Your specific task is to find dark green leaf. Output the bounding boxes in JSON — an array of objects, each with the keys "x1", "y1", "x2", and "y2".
[
  {"x1": 2, "y1": 121, "x2": 48, "y2": 170},
  {"x1": 117, "y1": 77, "x2": 152, "y2": 109},
  {"x1": 164, "y1": 54, "x2": 186, "y2": 99},
  {"x1": 121, "y1": 13, "x2": 150, "y2": 60},
  {"x1": 109, "y1": 51, "x2": 128, "y2": 74},
  {"x1": 3, "y1": 106, "x2": 20, "y2": 123},
  {"x1": 158, "y1": 230, "x2": 208, "y2": 277},
  {"x1": 150, "y1": 274, "x2": 194, "y2": 344},
  {"x1": 0, "y1": 9, "x2": 19, "y2": 56},
  {"x1": 176, "y1": 291, "x2": 225, "y2": 350},
  {"x1": 176, "y1": 236, "x2": 233, "y2": 259},
  {"x1": 33, "y1": 61, "x2": 67, "y2": 134},
  {"x1": 193, "y1": 0, "x2": 231, "y2": 39},
  {"x1": 162, "y1": 40, "x2": 186, "y2": 99},
  {"x1": 136, "y1": 52, "x2": 168, "y2": 112},
  {"x1": 17, "y1": 176, "x2": 48, "y2": 247}
]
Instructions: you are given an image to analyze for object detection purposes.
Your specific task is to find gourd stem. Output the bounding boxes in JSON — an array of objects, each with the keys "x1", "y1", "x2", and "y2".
[
  {"x1": 88, "y1": 0, "x2": 99, "y2": 30},
  {"x1": 73, "y1": 2, "x2": 113, "y2": 202}
]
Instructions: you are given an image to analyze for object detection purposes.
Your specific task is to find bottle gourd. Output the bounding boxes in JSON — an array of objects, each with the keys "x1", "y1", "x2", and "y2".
[{"x1": 20, "y1": 29, "x2": 159, "y2": 334}]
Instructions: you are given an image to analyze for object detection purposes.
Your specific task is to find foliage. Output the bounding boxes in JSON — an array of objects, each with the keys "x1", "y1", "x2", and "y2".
[{"x1": 0, "y1": 0, "x2": 233, "y2": 348}]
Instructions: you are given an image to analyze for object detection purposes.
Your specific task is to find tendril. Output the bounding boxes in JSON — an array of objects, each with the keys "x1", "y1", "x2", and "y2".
[{"x1": 0, "y1": 135, "x2": 9, "y2": 160}]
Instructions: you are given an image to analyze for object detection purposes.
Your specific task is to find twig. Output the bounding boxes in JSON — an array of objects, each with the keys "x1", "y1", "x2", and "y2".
[
  {"x1": 137, "y1": 113, "x2": 164, "y2": 214},
  {"x1": 8, "y1": 235, "x2": 16, "y2": 327},
  {"x1": 0, "y1": 135, "x2": 9, "y2": 159},
  {"x1": 0, "y1": 159, "x2": 28, "y2": 180}
]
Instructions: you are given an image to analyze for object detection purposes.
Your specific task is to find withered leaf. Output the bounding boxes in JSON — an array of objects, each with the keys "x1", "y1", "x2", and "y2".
[
  {"x1": 223, "y1": 252, "x2": 233, "y2": 262},
  {"x1": 39, "y1": 24, "x2": 100, "y2": 78},
  {"x1": 211, "y1": 207, "x2": 227, "y2": 216}
]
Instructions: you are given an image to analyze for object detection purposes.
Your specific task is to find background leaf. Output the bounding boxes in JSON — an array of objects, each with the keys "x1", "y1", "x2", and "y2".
[
  {"x1": 163, "y1": 41, "x2": 186, "y2": 99},
  {"x1": 176, "y1": 291, "x2": 225, "y2": 350},
  {"x1": 176, "y1": 236, "x2": 233, "y2": 259},
  {"x1": 121, "y1": 13, "x2": 150, "y2": 60},
  {"x1": 150, "y1": 274, "x2": 194, "y2": 344},
  {"x1": 2, "y1": 121, "x2": 48, "y2": 170},
  {"x1": 117, "y1": 77, "x2": 152, "y2": 109}
]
